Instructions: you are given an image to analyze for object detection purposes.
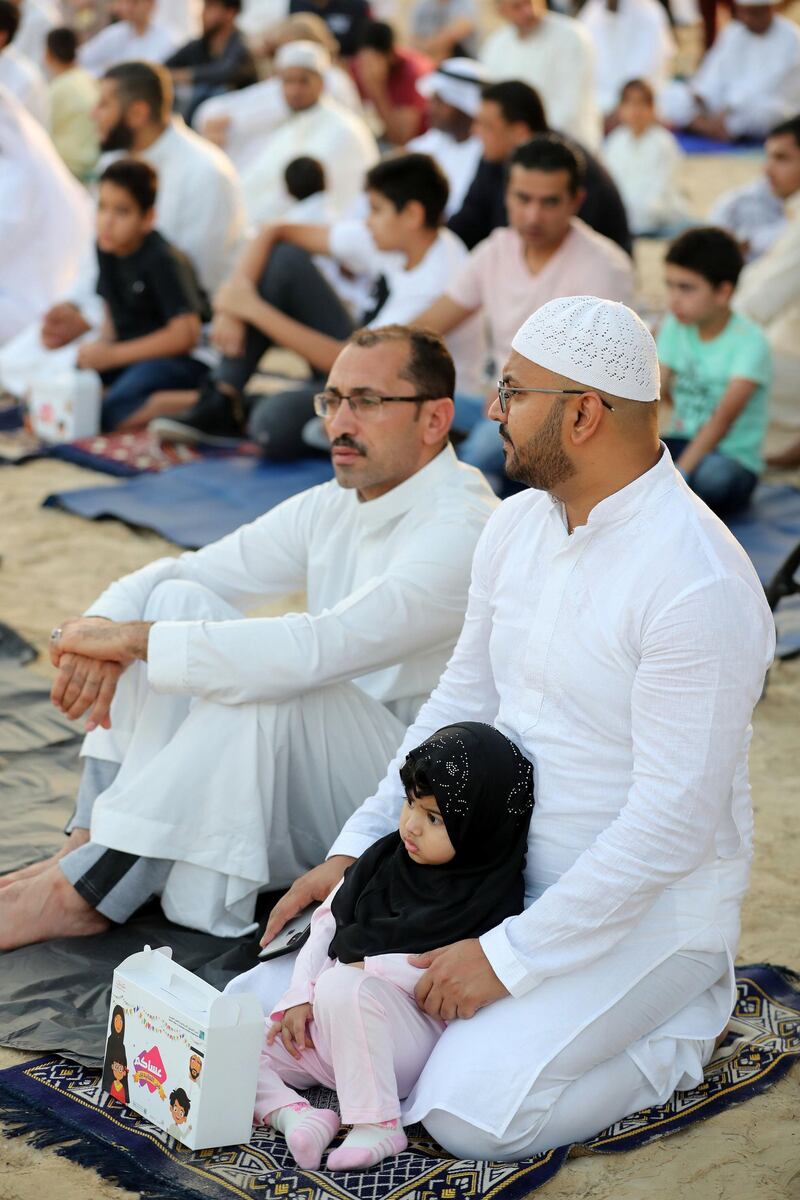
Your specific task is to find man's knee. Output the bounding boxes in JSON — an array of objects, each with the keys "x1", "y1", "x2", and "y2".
[
  {"x1": 423, "y1": 1109, "x2": 515, "y2": 1162},
  {"x1": 142, "y1": 579, "x2": 228, "y2": 622},
  {"x1": 247, "y1": 388, "x2": 316, "y2": 461},
  {"x1": 258, "y1": 242, "x2": 314, "y2": 298}
]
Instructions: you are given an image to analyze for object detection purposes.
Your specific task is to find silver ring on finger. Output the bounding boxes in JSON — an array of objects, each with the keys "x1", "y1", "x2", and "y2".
[{"x1": 50, "y1": 627, "x2": 63, "y2": 642}]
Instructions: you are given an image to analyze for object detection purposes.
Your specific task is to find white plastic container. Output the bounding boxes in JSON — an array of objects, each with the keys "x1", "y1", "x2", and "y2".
[
  {"x1": 102, "y1": 945, "x2": 264, "y2": 1150},
  {"x1": 28, "y1": 369, "x2": 102, "y2": 442}
]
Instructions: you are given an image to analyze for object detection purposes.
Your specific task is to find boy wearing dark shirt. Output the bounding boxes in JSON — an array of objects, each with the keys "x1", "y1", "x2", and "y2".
[{"x1": 76, "y1": 159, "x2": 211, "y2": 432}]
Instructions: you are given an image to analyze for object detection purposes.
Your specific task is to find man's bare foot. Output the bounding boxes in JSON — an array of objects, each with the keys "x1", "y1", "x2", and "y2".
[
  {"x1": 0, "y1": 864, "x2": 110, "y2": 950},
  {"x1": 0, "y1": 828, "x2": 90, "y2": 889}
]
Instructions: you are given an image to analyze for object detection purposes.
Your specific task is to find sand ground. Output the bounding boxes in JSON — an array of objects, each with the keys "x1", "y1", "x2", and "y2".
[{"x1": 0, "y1": 137, "x2": 799, "y2": 1200}]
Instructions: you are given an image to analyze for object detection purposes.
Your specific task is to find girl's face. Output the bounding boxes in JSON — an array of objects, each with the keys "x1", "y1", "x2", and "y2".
[
  {"x1": 399, "y1": 792, "x2": 456, "y2": 865},
  {"x1": 113, "y1": 1013, "x2": 123, "y2": 1034}
]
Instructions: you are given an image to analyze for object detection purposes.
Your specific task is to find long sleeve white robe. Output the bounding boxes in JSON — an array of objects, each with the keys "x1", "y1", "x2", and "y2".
[
  {"x1": 0, "y1": 85, "x2": 92, "y2": 344},
  {"x1": 602, "y1": 123, "x2": 691, "y2": 234},
  {"x1": 658, "y1": 15, "x2": 800, "y2": 139},
  {"x1": 579, "y1": 0, "x2": 674, "y2": 116},
  {"x1": 78, "y1": 17, "x2": 178, "y2": 77},
  {"x1": 240, "y1": 96, "x2": 379, "y2": 225},
  {"x1": 194, "y1": 67, "x2": 362, "y2": 172},
  {"x1": 329, "y1": 448, "x2": 774, "y2": 1133},
  {"x1": 734, "y1": 191, "x2": 800, "y2": 427},
  {"x1": 0, "y1": 43, "x2": 49, "y2": 124},
  {"x1": 81, "y1": 449, "x2": 498, "y2": 933},
  {"x1": 479, "y1": 14, "x2": 602, "y2": 148}
]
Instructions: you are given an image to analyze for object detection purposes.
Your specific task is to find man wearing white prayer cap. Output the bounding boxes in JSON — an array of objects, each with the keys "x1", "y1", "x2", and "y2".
[
  {"x1": 658, "y1": 0, "x2": 800, "y2": 141},
  {"x1": 237, "y1": 293, "x2": 775, "y2": 1160},
  {"x1": 408, "y1": 57, "x2": 487, "y2": 217},
  {"x1": 239, "y1": 38, "x2": 378, "y2": 224}
]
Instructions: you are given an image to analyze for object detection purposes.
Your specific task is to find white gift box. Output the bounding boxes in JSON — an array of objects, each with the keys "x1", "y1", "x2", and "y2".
[
  {"x1": 102, "y1": 945, "x2": 264, "y2": 1150},
  {"x1": 29, "y1": 369, "x2": 102, "y2": 442}
]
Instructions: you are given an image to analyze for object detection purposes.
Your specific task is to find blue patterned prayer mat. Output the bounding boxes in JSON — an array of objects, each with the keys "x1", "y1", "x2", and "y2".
[{"x1": 0, "y1": 964, "x2": 797, "y2": 1200}]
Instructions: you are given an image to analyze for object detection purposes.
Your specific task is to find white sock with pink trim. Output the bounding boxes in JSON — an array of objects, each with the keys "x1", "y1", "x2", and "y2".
[
  {"x1": 269, "y1": 1101, "x2": 340, "y2": 1169},
  {"x1": 326, "y1": 1119, "x2": 408, "y2": 1171}
]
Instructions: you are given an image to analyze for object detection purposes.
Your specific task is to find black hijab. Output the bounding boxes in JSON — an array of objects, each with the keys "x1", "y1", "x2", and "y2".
[{"x1": 328, "y1": 723, "x2": 534, "y2": 964}]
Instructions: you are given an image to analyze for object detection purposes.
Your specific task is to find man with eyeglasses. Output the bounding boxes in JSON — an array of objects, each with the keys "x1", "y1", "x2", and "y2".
[
  {"x1": 0, "y1": 325, "x2": 497, "y2": 951},
  {"x1": 239, "y1": 296, "x2": 773, "y2": 1161}
]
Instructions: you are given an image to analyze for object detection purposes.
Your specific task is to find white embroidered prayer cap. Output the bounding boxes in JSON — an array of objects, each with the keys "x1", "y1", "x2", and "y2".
[
  {"x1": 275, "y1": 40, "x2": 331, "y2": 75},
  {"x1": 417, "y1": 58, "x2": 489, "y2": 119},
  {"x1": 510, "y1": 296, "x2": 660, "y2": 402}
]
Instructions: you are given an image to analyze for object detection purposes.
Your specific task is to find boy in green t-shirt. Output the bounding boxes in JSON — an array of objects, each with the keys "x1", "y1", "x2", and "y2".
[{"x1": 657, "y1": 226, "x2": 771, "y2": 516}]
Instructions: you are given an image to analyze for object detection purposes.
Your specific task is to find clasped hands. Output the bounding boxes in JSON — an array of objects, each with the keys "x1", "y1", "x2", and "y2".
[{"x1": 49, "y1": 617, "x2": 152, "y2": 731}]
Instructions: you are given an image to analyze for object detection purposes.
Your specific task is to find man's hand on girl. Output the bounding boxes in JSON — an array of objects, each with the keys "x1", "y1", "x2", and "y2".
[
  {"x1": 267, "y1": 1003, "x2": 314, "y2": 1059},
  {"x1": 410, "y1": 940, "x2": 509, "y2": 1020},
  {"x1": 260, "y1": 855, "x2": 355, "y2": 947}
]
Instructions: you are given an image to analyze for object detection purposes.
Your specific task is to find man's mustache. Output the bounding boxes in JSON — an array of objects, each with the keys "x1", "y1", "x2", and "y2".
[
  {"x1": 331, "y1": 434, "x2": 367, "y2": 456},
  {"x1": 499, "y1": 425, "x2": 512, "y2": 445}
]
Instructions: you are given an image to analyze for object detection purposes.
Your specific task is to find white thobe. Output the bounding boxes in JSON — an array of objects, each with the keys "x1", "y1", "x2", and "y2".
[
  {"x1": 0, "y1": 115, "x2": 245, "y2": 394},
  {"x1": 579, "y1": 0, "x2": 674, "y2": 115},
  {"x1": 735, "y1": 191, "x2": 800, "y2": 428},
  {"x1": 0, "y1": 85, "x2": 92, "y2": 344},
  {"x1": 14, "y1": 0, "x2": 60, "y2": 66},
  {"x1": 406, "y1": 129, "x2": 483, "y2": 218},
  {"x1": 239, "y1": 0, "x2": 290, "y2": 38},
  {"x1": 154, "y1": 0, "x2": 203, "y2": 43},
  {"x1": 479, "y1": 14, "x2": 602, "y2": 149},
  {"x1": 82, "y1": 448, "x2": 498, "y2": 935},
  {"x1": 78, "y1": 18, "x2": 177, "y2": 77},
  {"x1": 0, "y1": 44, "x2": 49, "y2": 124},
  {"x1": 329, "y1": 448, "x2": 774, "y2": 1139},
  {"x1": 602, "y1": 123, "x2": 691, "y2": 234},
  {"x1": 658, "y1": 16, "x2": 800, "y2": 139},
  {"x1": 240, "y1": 96, "x2": 379, "y2": 225},
  {"x1": 195, "y1": 67, "x2": 362, "y2": 173},
  {"x1": 708, "y1": 176, "x2": 787, "y2": 264}
]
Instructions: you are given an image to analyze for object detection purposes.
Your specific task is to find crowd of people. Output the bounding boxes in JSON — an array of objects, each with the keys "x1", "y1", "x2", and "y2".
[{"x1": 0, "y1": 0, "x2": 794, "y2": 1175}]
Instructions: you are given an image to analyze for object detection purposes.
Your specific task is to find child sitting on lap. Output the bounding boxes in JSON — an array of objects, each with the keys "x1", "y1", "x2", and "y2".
[
  {"x1": 658, "y1": 226, "x2": 772, "y2": 516},
  {"x1": 76, "y1": 159, "x2": 211, "y2": 432},
  {"x1": 253, "y1": 722, "x2": 534, "y2": 1172}
]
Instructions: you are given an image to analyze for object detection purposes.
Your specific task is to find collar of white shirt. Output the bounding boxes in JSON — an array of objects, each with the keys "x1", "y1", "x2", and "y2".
[
  {"x1": 355, "y1": 443, "x2": 461, "y2": 532},
  {"x1": 549, "y1": 442, "x2": 676, "y2": 538}
]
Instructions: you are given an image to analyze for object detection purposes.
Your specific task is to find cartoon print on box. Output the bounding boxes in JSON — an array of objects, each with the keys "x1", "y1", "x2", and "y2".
[
  {"x1": 101, "y1": 1004, "x2": 128, "y2": 1100},
  {"x1": 186, "y1": 1048, "x2": 203, "y2": 1107},
  {"x1": 166, "y1": 1087, "x2": 192, "y2": 1140},
  {"x1": 108, "y1": 1044, "x2": 130, "y2": 1104}
]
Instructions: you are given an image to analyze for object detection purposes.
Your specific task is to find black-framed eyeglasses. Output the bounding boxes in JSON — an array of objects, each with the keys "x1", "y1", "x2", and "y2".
[
  {"x1": 496, "y1": 383, "x2": 615, "y2": 415},
  {"x1": 313, "y1": 392, "x2": 436, "y2": 419}
]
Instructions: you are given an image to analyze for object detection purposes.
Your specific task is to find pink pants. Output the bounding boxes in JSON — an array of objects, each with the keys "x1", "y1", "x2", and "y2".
[{"x1": 254, "y1": 962, "x2": 444, "y2": 1126}]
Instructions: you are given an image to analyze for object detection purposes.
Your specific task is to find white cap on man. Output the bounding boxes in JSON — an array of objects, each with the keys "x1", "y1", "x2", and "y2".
[
  {"x1": 275, "y1": 40, "x2": 331, "y2": 75},
  {"x1": 417, "y1": 57, "x2": 489, "y2": 119},
  {"x1": 511, "y1": 296, "x2": 660, "y2": 402}
]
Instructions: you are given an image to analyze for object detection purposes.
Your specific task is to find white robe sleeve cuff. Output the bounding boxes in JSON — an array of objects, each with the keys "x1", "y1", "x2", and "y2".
[
  {"x1": 479, "y1": 922, "x2": 539, "y2": 999},
  {"x1": 146, "y1": 621, "x2": 192, "y2": 693},
  {"x1": 327, "y1": 832, "x2": 379, "y2": 861}
]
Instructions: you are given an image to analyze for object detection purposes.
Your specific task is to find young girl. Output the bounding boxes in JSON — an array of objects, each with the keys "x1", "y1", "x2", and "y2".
[{"x1": 253, "y1": 722, "x2": 534, "y2": 1171}]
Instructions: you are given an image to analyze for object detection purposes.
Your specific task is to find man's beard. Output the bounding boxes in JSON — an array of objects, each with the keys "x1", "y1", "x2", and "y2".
[
  {"x1": 100, "y1": 117, "x2": 135, "y2": 153},
  {"x1": 189, "y1": 1066, "x2": 200, "y2": 1079},
  {"x1": 502, "y1": 400, "x2": 575, "y2": 492}
]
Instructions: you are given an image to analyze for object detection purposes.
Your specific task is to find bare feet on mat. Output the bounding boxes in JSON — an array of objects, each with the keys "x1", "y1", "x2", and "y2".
[
  {"x1": 0, "y1": 828, "x2": 90, "y2": 889},
  {"x1": 0, "y1": 864, "x2": 110, "y2": 950}
]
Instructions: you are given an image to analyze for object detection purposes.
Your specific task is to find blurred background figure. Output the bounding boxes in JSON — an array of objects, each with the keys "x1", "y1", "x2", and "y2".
[
  {"x1": 409, "y1": 57, "x2": 486, "y2": 216},
  {"x1": 603, "y1": 79, "x2": 691, "y2": 235},
  {"x1": 44, "y1": 24, "x2": 99, "y2": 179},
  {"x1": 0, "y1": 0, "x2": 49, "y2": 123},
  {"x1": 579, "y1": 0, "x2": 674, "y2": 129},
  {"x1": 166, "y1": 0, "x2": 257, "y2": 122},
  {"x1": 79, "y1": 0, "x2": 177, "y2": 76},
  {"x1": 410, "y1": 0, "x2": 478, "y2": 63},
  {"x1": 479, "y1": 0, "x2": 601, "y2": 148},
  {"x1": 658, "y1": 0, "x2": 800, "y2": 141},
  {"x1": 0, "y1": 84, "x2": 92, "y2": 344},
  {"x1": 352, "y1": 19, "x2": 433, "y2": 145},
  {"x1": 287, "y1": 0, "x2": 368, "y2": 58},
  {"x1": 239, "y1": 39, "x2": 378, "y2": 223}
]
